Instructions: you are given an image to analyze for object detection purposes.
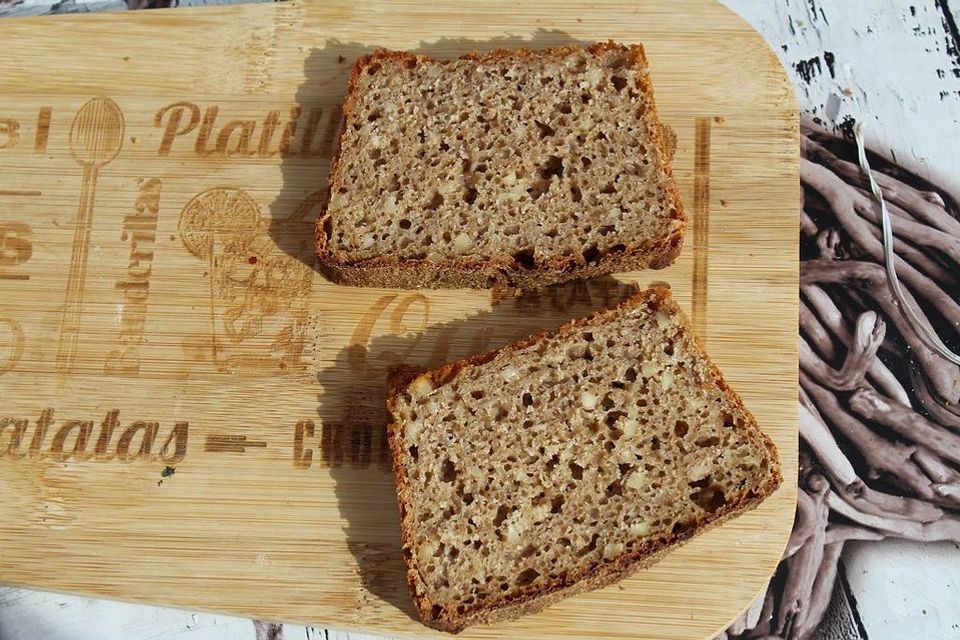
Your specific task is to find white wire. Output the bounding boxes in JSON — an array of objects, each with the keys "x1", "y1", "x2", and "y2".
[{"x1": 852, "y1": 121, "x2": 960, "y2": 366}]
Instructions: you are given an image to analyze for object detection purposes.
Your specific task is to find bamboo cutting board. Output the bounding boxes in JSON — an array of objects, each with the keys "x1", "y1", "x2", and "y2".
[{"x1": 0, "y1": 1, "x2": 798, "y2": 638}]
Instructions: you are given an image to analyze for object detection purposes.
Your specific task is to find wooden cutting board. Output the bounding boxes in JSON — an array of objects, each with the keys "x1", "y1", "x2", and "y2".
[{"x1": 0, "y1": 1, "x2": 798, "y2": 638}]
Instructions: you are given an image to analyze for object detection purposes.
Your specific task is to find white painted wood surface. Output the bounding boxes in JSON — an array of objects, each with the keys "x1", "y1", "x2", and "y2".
[
  {"x1": 842, "y1": 540, "x2": 960, "y2": 640},
  {"x1": 2, "y1": 1, "x2": 959, "y2": 639},
  {"x1": 728, "y1": 0, "x2": 960, "y2": 199}
]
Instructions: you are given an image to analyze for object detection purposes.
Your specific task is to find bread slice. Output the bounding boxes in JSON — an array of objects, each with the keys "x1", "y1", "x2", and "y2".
[
  {"x1": 386, "y1": 288, "x2": 781, "y2": 632},
  {"x1": 317, "y1": 42, "x2": 685, "y2": 290}
]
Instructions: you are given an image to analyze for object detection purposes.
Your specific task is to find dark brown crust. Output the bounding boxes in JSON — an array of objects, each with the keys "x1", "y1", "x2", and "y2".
[
  {"x1": 385, "y1": 288, "x2": 783, "y2": 633},
  {"x1": 317, "y1": 42, "x2": 686, "y2": 290}
]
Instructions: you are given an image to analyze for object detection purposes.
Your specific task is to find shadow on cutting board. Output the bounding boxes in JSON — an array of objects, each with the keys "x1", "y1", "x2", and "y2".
[
  {"x1": 267, "y1": 29, "x2": 638, "y2": 623},
  {"x1": 315, "y1": 276, "x2": 639, "y2": 620}
]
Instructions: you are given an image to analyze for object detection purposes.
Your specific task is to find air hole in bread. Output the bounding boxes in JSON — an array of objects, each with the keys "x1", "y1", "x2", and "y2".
[
  {"x1": 577, "y1": 533, "x2": 600, "y2": 556},
  {"x1": 568, "y1": 461, "x2": 584, "y2": 480},
  {"x1": 539, "y1": 155, "x2": 564, "y2": 181},
  {"x1": 611, "y1": 75, "x2": 627, "y2": 91},
  {"x1": 695, "y1": 435, "x2": 720, "y2": 448},
  {"x1": 534, "y1": 120, "x2": 555, "y2": 138},
  {"x1": 607, "y1": 55, "x2": 628, "y2": 69},
  {"x1": 600, "y1": 394, "x2": 615, "y2": 411},
  {"x1": 674, "y1": 420, "x2": 689, "y2": 437},
  {"x1": 582, "y1": 245, "x2": 600, "y2": 263},
  {"x1": 516, "y1": 568, "x2": 540, "y2": 586},
  {"x1": 441, "y1": 458, "x2": 457, "y2": 483},
  {"x1": 570, "y1": 185, "x2": 583, "y2": 202},
  {"x1": 551, "y1": 495, "x2": 564, "y2": 514},
  {"x1": 688, "y1": 476, "x2": 711, "y2": 488},
  {"x1": 546, "y1": 453, "x2": 560, "y2": 471},
  {"x1": 605, "y1": 410, "x2": 626, "y2": 427},
  {"x1": 513, "y1": 248, "x2": 536, "y2": 270},
  {"x1": 690, "y1": 485, "x2": 727, "y2": 512},
  {"x1": 424, "y1": 191, "x2": 444, "y2": 211}
]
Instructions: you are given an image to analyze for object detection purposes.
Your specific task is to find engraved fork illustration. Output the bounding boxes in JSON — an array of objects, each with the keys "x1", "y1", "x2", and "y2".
[{"x1": 55, "y1": 97, "x2": 125, "y2": 372}]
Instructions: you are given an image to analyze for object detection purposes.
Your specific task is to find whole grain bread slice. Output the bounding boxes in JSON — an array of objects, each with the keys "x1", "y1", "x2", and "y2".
[
  {"x1": 317, "y1": 42, "x2": 685, "y2": 290},
  {"x1": 386, "y1": 288, "x2": 782, "y2": 632}
]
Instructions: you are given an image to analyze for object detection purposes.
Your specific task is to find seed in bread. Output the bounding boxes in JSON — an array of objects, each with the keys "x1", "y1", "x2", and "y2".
[
  {"x1": 386, "y1": 288, "x2": 781, "y2": 632},
  {"x1": 317, "y1": 42, "x2": 685, "y2": 290}
]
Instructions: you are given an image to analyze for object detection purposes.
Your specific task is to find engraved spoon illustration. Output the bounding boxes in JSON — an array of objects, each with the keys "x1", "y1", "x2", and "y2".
[{"x1": 55, "y1": 97, "x2": 125, "y2": 371}]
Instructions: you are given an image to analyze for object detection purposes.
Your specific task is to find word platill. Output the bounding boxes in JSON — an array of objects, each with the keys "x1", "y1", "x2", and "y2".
[{"x1": 154, "y1": 102, "x2": 341, "y2": 158}]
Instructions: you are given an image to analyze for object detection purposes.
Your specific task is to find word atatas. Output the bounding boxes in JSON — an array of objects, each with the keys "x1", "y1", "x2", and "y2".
[{"x1": 0, "y1": 409, "x2": 187, "y2": 463}]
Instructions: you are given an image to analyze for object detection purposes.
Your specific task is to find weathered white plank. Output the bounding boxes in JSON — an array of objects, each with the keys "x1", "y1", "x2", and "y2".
[
  {"x1": 842, "y1": 540, "x2": 960, "y2": 639},
  {"x1": 724, "y1": 0, "x2": 960, "y2": 199}
]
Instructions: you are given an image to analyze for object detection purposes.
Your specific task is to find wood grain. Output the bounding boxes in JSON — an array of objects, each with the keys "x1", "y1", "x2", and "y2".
[{"x1": 0, "y1": 1, "x2": 798, "y2": 638}]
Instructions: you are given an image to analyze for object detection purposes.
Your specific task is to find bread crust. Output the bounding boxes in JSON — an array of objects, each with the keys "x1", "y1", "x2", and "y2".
[
  {"x1": 385, "y1": 288, "x2": 782, "y2": 633},
  {"x1": 317, "y1": 42, "x2": 686, "y2": 290}
]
